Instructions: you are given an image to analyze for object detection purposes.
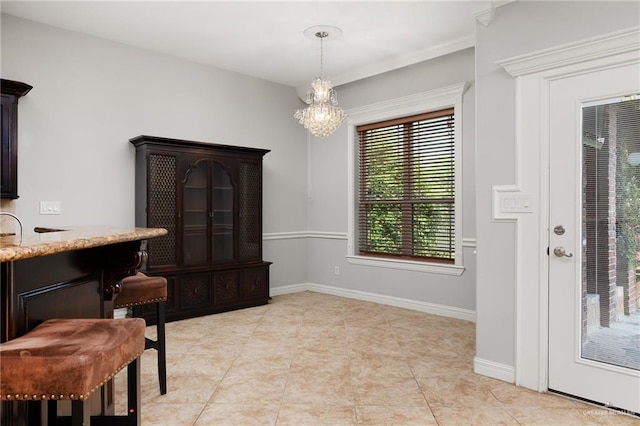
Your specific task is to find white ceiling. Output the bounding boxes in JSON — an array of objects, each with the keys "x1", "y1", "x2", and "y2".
[{"x1": 1, "y1": 1, "x2": 480, "y2": 90}]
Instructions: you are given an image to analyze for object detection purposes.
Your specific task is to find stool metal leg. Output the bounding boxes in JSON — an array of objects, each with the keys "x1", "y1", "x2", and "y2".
[
  {"x1": 156, "y1": 301, "x2": 167, "y2": 395},
  {"x1": 47, "y1": 400, "x2": 57, "y2": 426},
  {"x1": 70, "y1": 400, "x2": 87, "y2": 426},
  {"x1": 127, "y1": 357, "x2": 140, "y2": 425}
]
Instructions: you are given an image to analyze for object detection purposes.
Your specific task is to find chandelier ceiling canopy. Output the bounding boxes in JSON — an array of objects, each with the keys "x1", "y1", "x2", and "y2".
[{"x1": 294, "y1": 25, "x2": 347, "y2": 138}]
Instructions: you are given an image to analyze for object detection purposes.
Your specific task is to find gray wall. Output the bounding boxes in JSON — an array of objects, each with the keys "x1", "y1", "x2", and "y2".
[
  {"x1": 0, "y1": 14, "x2": 309, "y2": 288},
  {"x1": 475, "y1": 1, "x2": 640, "y2": 368},
  {"x1": 301, "y1": 48, "x2": 477, "y2": 314}
]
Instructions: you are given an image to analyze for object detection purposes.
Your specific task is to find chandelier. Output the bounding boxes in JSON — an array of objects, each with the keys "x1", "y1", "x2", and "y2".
[{"x1": 294, "y1": 26, "x2": 346, "y2": 138}]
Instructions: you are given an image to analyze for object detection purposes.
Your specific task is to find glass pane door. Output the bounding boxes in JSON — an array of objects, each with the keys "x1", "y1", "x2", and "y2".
[
  {"x1": 182, "y1": 159, "x2": 209, "y2": 266},
  {"x1": 211, "y1": 162, "x2": 233, "y2": 261},
  {"x1": 548, "y1": 60, "x2": 639, "y2": 415},
  {"x1": 581, "y1": 96, "x2": 640, "y2": 371}
]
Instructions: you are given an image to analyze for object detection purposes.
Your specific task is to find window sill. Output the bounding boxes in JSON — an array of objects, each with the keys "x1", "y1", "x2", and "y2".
[{"x1": 345, "y1": 255, "x2": 465, "y2": 276}]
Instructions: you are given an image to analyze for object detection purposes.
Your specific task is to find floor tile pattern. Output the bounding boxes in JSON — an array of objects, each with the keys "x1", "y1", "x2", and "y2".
[{"x1": 115, "y1": 291, "x2": 639, "y2": 425}]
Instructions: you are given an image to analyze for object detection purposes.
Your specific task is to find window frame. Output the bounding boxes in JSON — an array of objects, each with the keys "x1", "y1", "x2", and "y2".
[{"x1": 346, "y1": 83, "x2": 468, "y2": 275}]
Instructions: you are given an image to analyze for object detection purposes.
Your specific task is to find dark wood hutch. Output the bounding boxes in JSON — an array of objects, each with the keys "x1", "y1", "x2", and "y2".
[{"x1": 130, "y1": 135, "x2": 271, "y2": 323}]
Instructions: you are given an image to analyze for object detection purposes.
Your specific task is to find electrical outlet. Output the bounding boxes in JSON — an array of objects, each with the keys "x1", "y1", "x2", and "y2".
[
  {"x1": 334, "y1": 266, "x2": 340, "y2": 275},
  {"x1": 40, "y1": 201, "x2": 62, "y2": 215}
]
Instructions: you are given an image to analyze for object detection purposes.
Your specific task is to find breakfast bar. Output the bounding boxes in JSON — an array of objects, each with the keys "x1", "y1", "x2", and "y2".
[{"x1": 0, "y1": 226, "x2": 167, "y2": 425}]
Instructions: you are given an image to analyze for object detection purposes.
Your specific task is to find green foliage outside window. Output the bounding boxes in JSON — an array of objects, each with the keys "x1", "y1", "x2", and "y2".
[{"x1": 359, "y1": 112, "x2": 455, "y2": 262}]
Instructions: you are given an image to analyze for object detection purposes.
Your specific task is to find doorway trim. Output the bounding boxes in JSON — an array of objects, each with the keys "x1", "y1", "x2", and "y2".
[{"x1": 495, "y1": 26, "x2": 640, "y2": 392}]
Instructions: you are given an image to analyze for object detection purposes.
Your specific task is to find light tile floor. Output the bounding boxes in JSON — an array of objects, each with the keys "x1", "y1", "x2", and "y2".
[{"x1": 115, "y1": 291, "x2": 640, "y2": 425}]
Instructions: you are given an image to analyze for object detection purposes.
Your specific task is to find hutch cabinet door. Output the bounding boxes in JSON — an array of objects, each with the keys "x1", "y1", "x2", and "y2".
[
  {"x1": 181, "y1": 156, "x2": 238, "y2": 266},
  {"x1": 211, "y1": 160, "x2": 235, "y2": 263},
  {"x1": 181, "y1": 157, "x2": 211, "y2": 267},
  {"x1": 178, "y1": 273, "x2": 212, "y2": 311},
  {"x1": 213, "y1": 270, "x2": 241, "y2": 306},
  {"x1": 146, "y1": 153, "x2": 179, "y2": 270},
  {"x1": 243, "y1": 266, "x2": 269, "y2": 301},
  {"x1": 238, "y1": 160, "x2": 263, "y2": 261}
]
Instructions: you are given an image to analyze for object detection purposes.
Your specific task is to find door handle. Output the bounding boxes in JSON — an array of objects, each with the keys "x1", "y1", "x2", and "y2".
[{"x1": 553, "y1": 247, "x2": 573, "y2": 258}]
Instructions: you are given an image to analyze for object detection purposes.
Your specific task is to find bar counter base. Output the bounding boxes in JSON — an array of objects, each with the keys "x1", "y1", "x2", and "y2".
[{"x1": 1, "y1": 240, "x2": 147, "y2": 426}]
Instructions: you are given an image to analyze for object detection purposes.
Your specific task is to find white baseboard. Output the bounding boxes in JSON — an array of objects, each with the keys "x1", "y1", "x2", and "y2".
[
  {"x1": 270, "y1": 283, "x2": 309, "y2": 296},
  {"x1": 113, "y1": 308, "x2": 128, "y2": 319},
  {"x1": 269, "y1": 282, "x2": 476, "y2": 322},
  {"x1": 474, "y1": 356, "x2": 515, "y2": 383}
]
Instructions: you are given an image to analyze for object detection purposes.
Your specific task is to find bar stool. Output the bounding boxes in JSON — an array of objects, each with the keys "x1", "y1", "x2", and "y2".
[
  {"x1": 0, "y1": 318, "x2": 146, "y2": 425},
  {"x1": 115, "y1": 272, "x2": 167, "y2": 395}
]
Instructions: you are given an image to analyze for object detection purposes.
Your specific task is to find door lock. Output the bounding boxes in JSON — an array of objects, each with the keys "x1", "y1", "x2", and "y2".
[
  {"x1": 553, "y1": 225, "x2": 566, "y2": 235},
  {"x1": 553, "y1": 247, "x2": 573, "y2": 258}
]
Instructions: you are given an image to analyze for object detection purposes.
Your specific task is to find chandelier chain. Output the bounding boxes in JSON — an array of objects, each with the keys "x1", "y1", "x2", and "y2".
[
  {"x1": 320, "y1": 35, "x2": 323, "y2": 77},
  {"x1": 316, "y1": 31, "x2": 328, "y2": 77}
]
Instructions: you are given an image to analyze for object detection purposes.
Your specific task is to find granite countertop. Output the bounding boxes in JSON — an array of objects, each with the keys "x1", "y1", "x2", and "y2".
[{"x1": 0, "y1": 227, "x2": 168, "y2": 262}]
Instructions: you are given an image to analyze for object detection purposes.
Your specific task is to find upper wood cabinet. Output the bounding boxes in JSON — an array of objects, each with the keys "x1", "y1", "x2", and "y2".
[
  {"x1": 1, "y1": 79, "x2": 32, "y2": 199},
  {"x1": 130, "y1": 135, "x2": 271, "y2": 322}
]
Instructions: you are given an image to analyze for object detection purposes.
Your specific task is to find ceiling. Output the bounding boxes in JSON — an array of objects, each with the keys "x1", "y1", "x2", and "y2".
[{"x1": 1, "y1": 1, "x2": 480, "y2": 91}]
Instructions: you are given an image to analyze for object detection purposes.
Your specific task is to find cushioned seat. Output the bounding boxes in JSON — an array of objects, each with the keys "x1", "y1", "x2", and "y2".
[
  {"x1": 115, "y1": 272, "x2": 167, "y2": 308},
  {"x1": 0, "y1": 318, "x2": 145, "y2": 425},
  {"x1": 116, "y1": 272, "x2": 168, "y2": 395}
]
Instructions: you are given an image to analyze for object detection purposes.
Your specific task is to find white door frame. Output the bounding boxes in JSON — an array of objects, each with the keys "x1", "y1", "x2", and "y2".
[{"x1": 495, "y1": 26, "x2": 640, "y2": 392}]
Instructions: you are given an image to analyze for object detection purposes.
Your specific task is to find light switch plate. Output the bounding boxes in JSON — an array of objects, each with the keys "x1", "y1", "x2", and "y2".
[
  {"x1": 40, "y1": 201, "x2": 62, "y2": 215},
  {"x1": 492, "y1": 185, "x2": 533, "y2": 221}
]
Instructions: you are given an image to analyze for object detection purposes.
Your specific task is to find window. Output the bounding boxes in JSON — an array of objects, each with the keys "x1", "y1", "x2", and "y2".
[
  {"x1": 357, "y1": 108, "x2": 455, "y2": 263},
  {"x1": 346, "y1": 83, "x2": 467, "y2": 275}
]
